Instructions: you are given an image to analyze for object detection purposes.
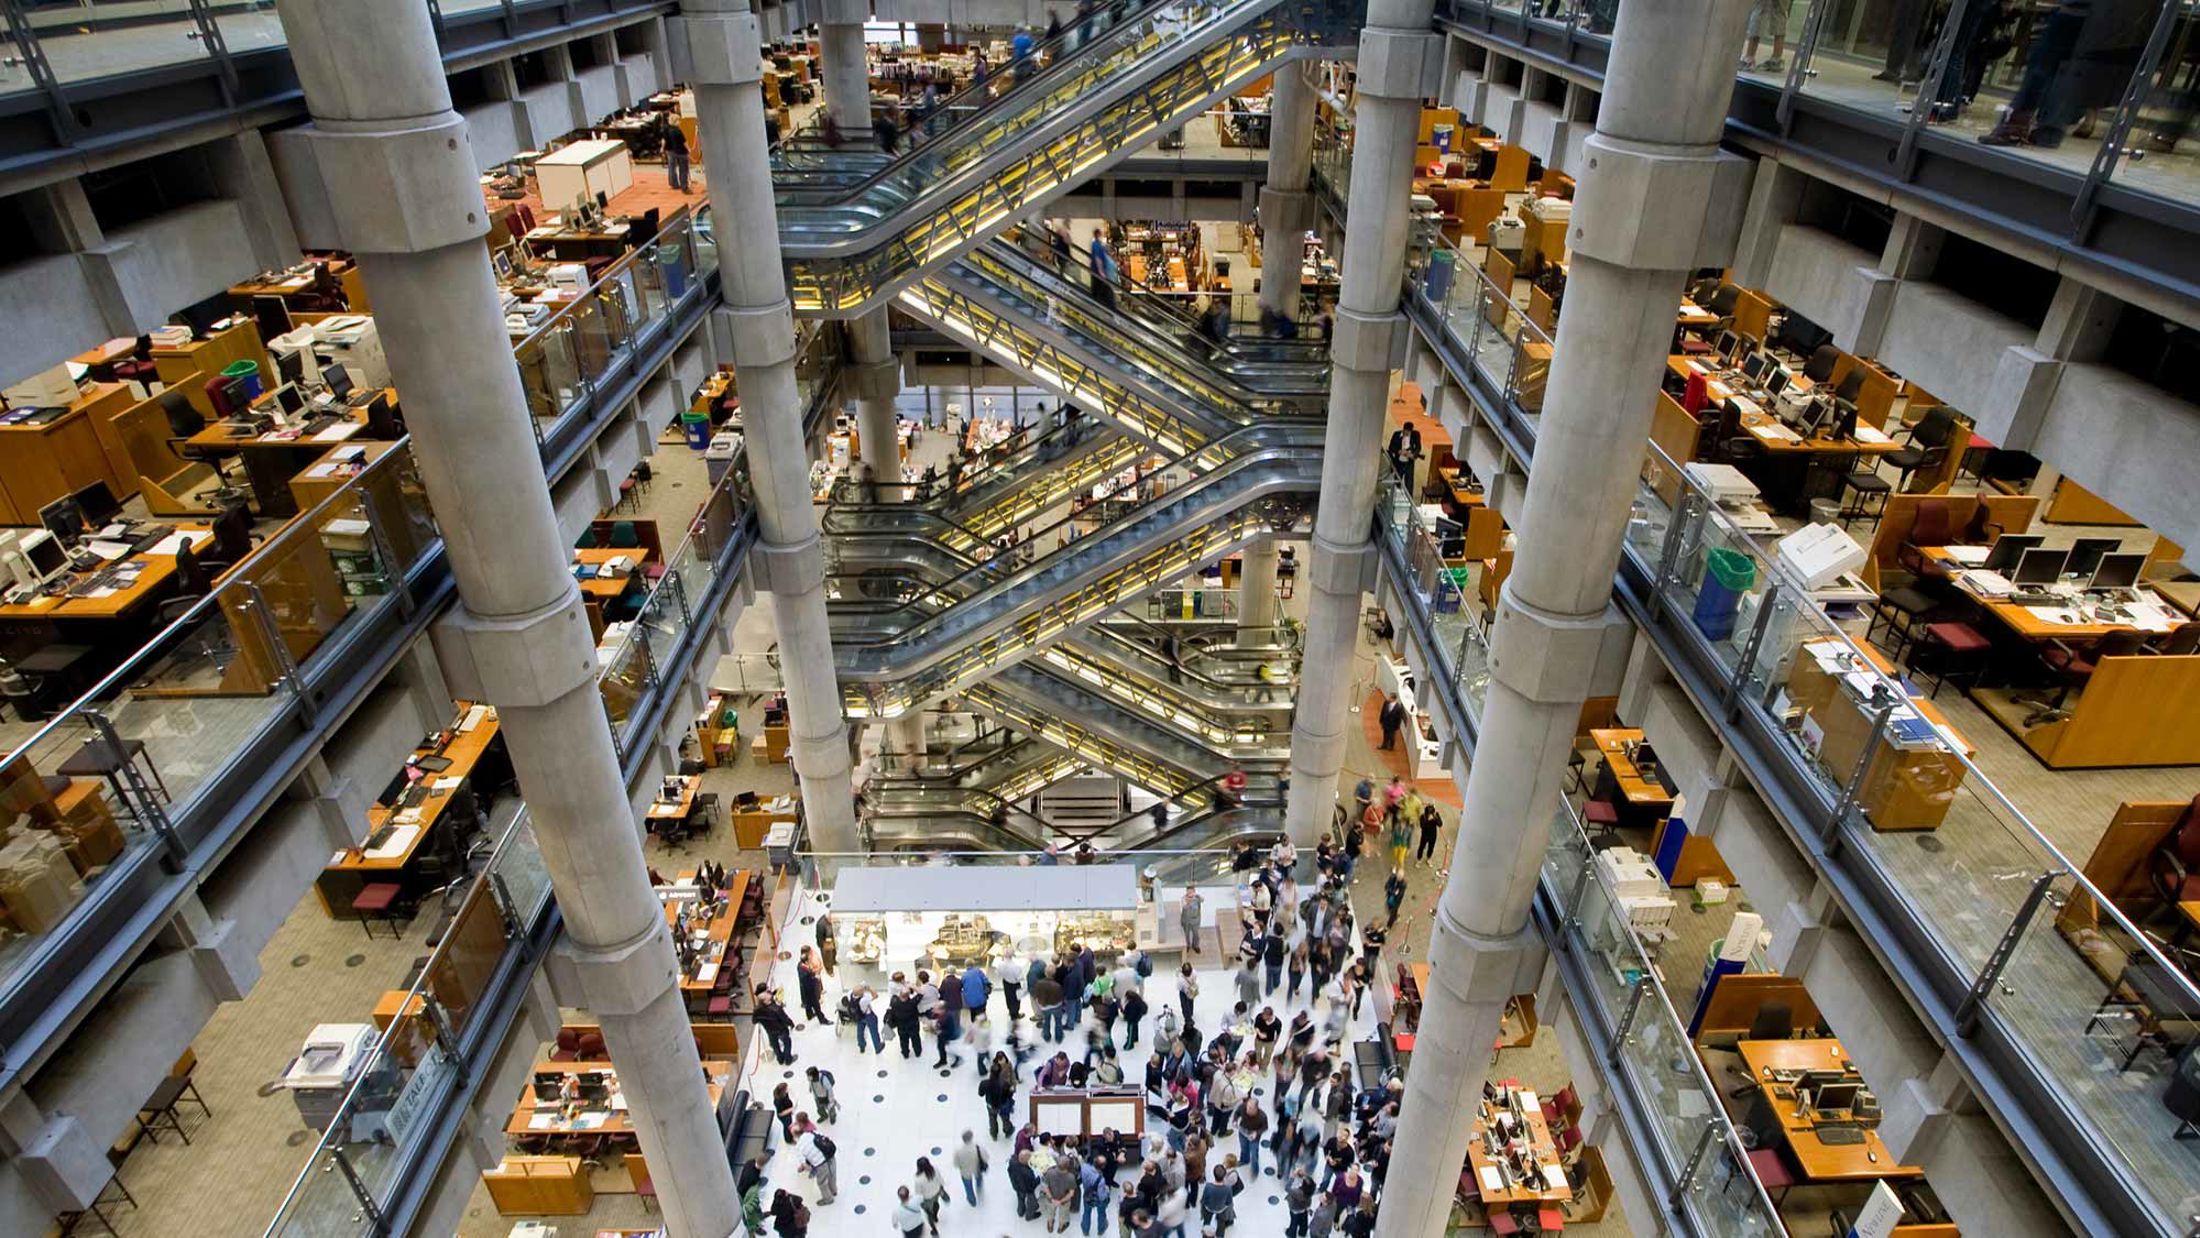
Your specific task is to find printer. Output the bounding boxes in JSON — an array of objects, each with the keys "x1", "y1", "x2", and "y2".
[
  {"x1": 1777, "y1": 522, "x2": 1875, "y2": 607},
  {"x1": 313, "y1": 315, "x2": 390, "y2": 390},
  {"x1": 280, "y1": 1022, "x2": 379, "y2": 1132}
]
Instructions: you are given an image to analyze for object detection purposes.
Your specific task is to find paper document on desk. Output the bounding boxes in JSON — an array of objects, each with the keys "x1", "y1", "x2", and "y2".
[
  {"x1": 1852, "y1": 423, "x2": 1893, "y2": 445},
  {"x1": 313, "y1": 423, "x2": 360, "y2": 442},
  {"x1": 527, "y1": 1113, "x2": 559, "y2": 1131},
  {"x1": 432, "y1": 776, "x2": 462, "y2": 792},
  {"x1": 460, "y1": 703, "x2": 492, "y2": 732},
  {"x1": 148, "y1": 531, "x2": 213, "y2": 556},
  {"x1": 1542, "y1": 1166, "x2": 1568, "y2": 1191},
  {"x1": 1757, "y1": 423, "x2": 1801, "y2": 442},
  {"x1": 86, "y1": 539, "x2": 132, "y2": 561},
  {"x1": 367, "y1": 825, "x2": 420, "y2": 859},
  {"x1": 1478, "y1": 1167, "x2": 1505, "y2": 1195},
  {"x1": 1960, "y1": 569, "x2": 2013, "y2": 598},
  {"x1": 696, "y1": 963, "x2": 719, "y2": 983}
]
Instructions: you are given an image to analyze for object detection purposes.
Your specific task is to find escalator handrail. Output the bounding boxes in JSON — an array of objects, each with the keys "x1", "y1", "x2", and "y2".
[
  {"x1": 775, "y1": 0, "x2": 1297, "y2": 255},
  {"x1": 772, "y1": 0, "x2": 1179, "y2": 181},
  {"x1": 822, "y1": 426, "x2": 1315, "y2": 628},
  {"x1": 826, "y1": 417, "x2": 1102, "y2": 510}
]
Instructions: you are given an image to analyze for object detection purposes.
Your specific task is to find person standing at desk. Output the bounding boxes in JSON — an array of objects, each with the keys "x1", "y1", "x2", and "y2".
[
  {"x1": 1377, "y1": 694, "x2": 1405, "y2": 751},
  {"x1": 663, "y1": 119, "x2": 691, "y2": 193},
  {"x1": 1386, "y1": 423, "x2": 1421, "y2": 487}
]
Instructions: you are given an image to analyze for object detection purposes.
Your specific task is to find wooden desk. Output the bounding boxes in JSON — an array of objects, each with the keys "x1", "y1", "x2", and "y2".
[
  {"x1": 1733, "y1": 1039, "x2": 1923, "y2": 1184},
  {"x1": 152, "y1": 320, "x2": 274, "y2": 422},
  {"x1": 1677, "y1": 300, "x2": 1718, "y2": 328},
  {"x1": 0, "y1": 382, "x2": 134, "y2": 525},
  {"x1": 187, "y1": 406, "x2": 373, "y2": 519},
  {"x1": 508, "y1": 1059, "x2": 731, "y2": 1138},
  {"x1": 665, "y1": 870, "x2": 749, "y2": 995},
  {"x1": 316, "y1": 705, "x2": 501, "y2": 913},
  {"x1": 1589, "y1": 728, "x2": 1675, "y2": 809},
  {"x1": 1464, "y1": 1086, "x2": 1572, "y2": 1206},
  {"x1": 0, "y1": 527, "x2": 214, "y2": 624},
  {"x1": 483, "y1": 1154, "x2": 594, "y2": 1216},
  {"x1": 287, "y1": 439, "x2": 401, "y2": 512},
  {"x1": 573, "y1": 547, "x2": 645, "y2": 601},
  {"x1": 1927, "y1": 549, "x2": 2186, "y2": 641},
  {"x1": 646, "y1": 774, "x2": 699, "y2": 822},
  {"x1": 1787, "y1": 638, "x2": 1970, "y2": 831}
]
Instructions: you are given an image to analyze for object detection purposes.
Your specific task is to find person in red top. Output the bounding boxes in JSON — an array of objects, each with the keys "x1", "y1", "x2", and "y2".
[{"x1": 1220, "y1": 768, "x2": 1247, "y2": 810}]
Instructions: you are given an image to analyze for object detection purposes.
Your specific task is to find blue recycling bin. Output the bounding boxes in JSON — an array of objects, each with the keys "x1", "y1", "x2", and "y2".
[
  {"x1": 1424, "y1": 249, "x2": 1455, "y2": 302},
  {"x1": 1692, "y1": 547, "x2": 1755, "y2": 642},
  {"x1": 680, "y1": 410, "x2": 711, "y2": 450}
]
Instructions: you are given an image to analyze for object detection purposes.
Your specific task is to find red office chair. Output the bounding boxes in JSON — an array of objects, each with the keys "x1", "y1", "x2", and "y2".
[
  {"x1": 551, "y1": 1028, "x2": 584, "y2": 1061},
  {"x1": 2147, "y1": 795, "x2": 2200, "y2": 917},
  {"x1": 2024, "y1": 629, "x2": 2146, "y2": 726},
  {"x1": 1896, "y1": 497, "x2": 1955, "y2": 577},
  {"x1": 576, "y1": 1031, "x2": 607, "y2": 1058},
  {"x1": 1747, "y1": 1147, "x2": 1798, "y2": 1205}
]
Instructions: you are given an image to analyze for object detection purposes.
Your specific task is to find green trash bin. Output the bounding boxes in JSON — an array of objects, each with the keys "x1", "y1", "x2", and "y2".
[
  {"x1": 1693, "y1": 547, "x2": 1755, "y2": 641},
  {"x1": 679, "y1": 410, "x2": 711, "y2": 451},
  {"x1": 219, "y1": 359, "x2": 262, "y2": 401}
]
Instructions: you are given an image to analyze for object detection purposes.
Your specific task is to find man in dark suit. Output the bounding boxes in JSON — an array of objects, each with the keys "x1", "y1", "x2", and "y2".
[{"x1": 1377, "y1": 694, "x2": 1405, "y2": 750}]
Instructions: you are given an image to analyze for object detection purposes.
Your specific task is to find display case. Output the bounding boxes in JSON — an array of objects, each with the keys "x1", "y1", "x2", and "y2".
[{"x1": 827, "y1": 864, "x2": 1142, "y2": 986}]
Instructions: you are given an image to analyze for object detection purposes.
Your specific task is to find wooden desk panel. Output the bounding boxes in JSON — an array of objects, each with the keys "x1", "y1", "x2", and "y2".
[
  {"x1": 0, "y1": 386, "x2": 131, "y2": 526},
  {"x1": 1590, "y1": 729, "x2": 1673, "y2": 808},
  {"x1": 1734, "y1": 1039, "x2": 1923, "y2": 1184},
  {"x1": 508, "y1": 1059, "x2": 731, "y2": 1136},
  {"x1": 0, "y1": 526, "x2": 214, "y2": 623}
]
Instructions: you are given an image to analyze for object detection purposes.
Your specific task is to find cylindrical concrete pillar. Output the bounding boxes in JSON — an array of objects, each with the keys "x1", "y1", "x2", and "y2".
[
  {"x1": 1237, "y1": 538, "x2": 1279, "y2": 639},
  {"x1": 1282, "y1": 16, "x2": 1429, "y2": 847},
  {"x1": 819, "y1": 18, "x2": 870, "y2": 135},
  {"x1": 682, "y1": 0, "x2": 859, "y2": 856},
  {"x1": 1257, "y1": 63, "x2": 1318, "y2": 324},
  {"x1": 271, "y1": 1, "x2": 739, "y2": 1232},
  {"x1": 849, "y1": 308, "x2": 902, "y2": 485},
  {"x1": 1375, "y1": 4, "x2": 1753, "y2": 1234}
]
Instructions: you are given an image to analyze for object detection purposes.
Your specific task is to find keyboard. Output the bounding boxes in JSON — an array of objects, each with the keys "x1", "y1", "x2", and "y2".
[
  {"x1": 2009, "y1": 591, "x2": 2062, "y2": 606},
  {"x1": 1816, "y1": 1126, "x2": 1866, "y2": 1145},
  {"x1": 364, "y1": 825, "x2": 397, "y2": 850},
  {"x1": 66, "y1": 567, "x2": 129, "y2": 598}
]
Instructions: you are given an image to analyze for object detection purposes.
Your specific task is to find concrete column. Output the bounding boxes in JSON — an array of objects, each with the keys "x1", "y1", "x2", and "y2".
[
  {"x1": 1282, "y1": 0, "x2": 1436, "y2": 849},
  {"x1": 271, "y1": 2, "x2": 739, "y2": 1233},
  {"x1": 849, "y1": 308, "x2": 902, "y2": 484},
  {"x1": 1237, "y1": 538, "x2": 1279, "y2": 638},
  {"x1": 681, "y1": 0, "x2": 861, "y2": 853},
  {"x1": 819, "y1": 0, "x2": 872, "y2": 134},
  {"x1": 1375, "y1": 3, "x2": 1753, "y2": 1233},
  {"x1": 887, "y1": 712, "x2": 927, "y2": 760},
  {"x1": 1257, "y1": 62, "x2": 1317, "y2": 323}
]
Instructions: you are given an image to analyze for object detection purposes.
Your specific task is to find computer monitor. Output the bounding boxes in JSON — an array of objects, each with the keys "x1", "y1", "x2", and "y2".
[
  {"x1": 252, "y1": 294, "x2": 293, "y2": 344},
  {"x1": 2091, "y1": 552, "x2": 2147, "y2": 591},
  {"x1": 1795, "y1": 398, "x2": 1828, "y2": 437},
  {"x1": 275, "y1": 384, "x2": 307, "y2": 416},
  {"x1": 1982, "y1": 533, "x2": 2044, "y2": 573},
  {"x1": 1831, "y1": 398, "x2": 1859, "y2": 443},
  {"x1": 273, "y1": 346, "x2": 305, "y2": 389},
  {"x1": 1812, "y1": 1082, "x2": 1863, "y2": 1113},
  {"x1": 37, "y1": 495, "x2": 86, "y2": 545},
  {"x1": 19, "y1": 530, "x2": 67, "y2": 583},
  {"x1": 2014, "y1": 546, "x2": 2069, "y2": 586},
  {"x1": 2064, "y1": 537, "x2": 2120, "y2": 579},
  {"x1": 1741, "y1": 352, "x2": 1767, "y2": 382},
  {"x1": 1764, "y1": 367, "x2": 1790, "y2": 397},
  {"x1": 70, "y1": 480, "x2": 120, "y2": 528},
  {"x1": 320, "y1": 361, "x2": 354, "y2": 400},
  {"x1": 1715, "y1": 329, "x2": 1738, "y2": 360}
]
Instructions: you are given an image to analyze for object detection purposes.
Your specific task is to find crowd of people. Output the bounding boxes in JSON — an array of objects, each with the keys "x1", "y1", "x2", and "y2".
[{"x1": 736, "y1": 837, "x2": 1405, "y2": 1235}]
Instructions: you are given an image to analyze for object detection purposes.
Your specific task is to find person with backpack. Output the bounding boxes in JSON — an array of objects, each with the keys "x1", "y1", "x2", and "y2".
[
  {"x1": 740, "y1": 1171, "x2": 766, "y2": 1235},
  {"x1": 1121, "y1": 986, "x2": 1148, "y2": 1049},
  {"x1": 1078, "y1": 1153, "x2": 1112, "y2": 1235},
  {"x1": 805, "y1": 1065, "x2": 838, "y2": 1123},
  {"x1": 1198, "y1": 1162, "x2": 1242, "y2": 1236},
  {"x1": 770, "y1": 1188, "x2": 809, "y2": 1236},
  {"x1": 795, "y1": 1122, "x2": 837, "y2": 1205}
]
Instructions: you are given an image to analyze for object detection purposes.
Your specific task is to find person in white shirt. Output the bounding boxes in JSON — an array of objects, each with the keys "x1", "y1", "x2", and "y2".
[
  {"x1": 995, "y1": 954, "x2": 1027, "y2": 1021},
  {"x1": 796, "y1": 1125, "x2": 836, "y2": 1204}
]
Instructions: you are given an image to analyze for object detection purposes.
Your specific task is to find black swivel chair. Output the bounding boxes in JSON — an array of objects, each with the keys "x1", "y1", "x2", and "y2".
[
  {"x1": 1884, "y1": 406, "x2": 1959, "y2": 493},
  {"x1": 2024, "y1": 628, "x2": 2148, "y2": 726},
  {"x1": 1748, "y1": 999, "x2": 1795, "y2": 1041},
  {"x1": 1802, "y1": 344, "x2": 1840, "y2": 383}
]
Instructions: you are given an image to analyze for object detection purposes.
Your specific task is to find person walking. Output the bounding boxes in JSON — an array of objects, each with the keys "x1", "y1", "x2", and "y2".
[
  {"x1": 1179, "y1": 888, "x2": 1204, "y2": 953},
  {"x1": 795, "y1": 1122, "x2": 837, "y2": 1205},
  {"x1": 1284, "y1": 1169, "x2": 1315, "y2": 1237},
  {"x1": 1177, "y1": 962, "x2": 1200, "y2": 1026},
  {"x1": 1236, "y1": 1099, "x2": 1269, "y2": 1177},
  {"x1": 1376, "y1": 695, "x2": 1404, "y2": 750},
  {"x1": 891, "y1": 1185, "x2": 926, "y2": 1237},
  {"x1": 1387, "y1": 812, "x2": 1411, "y2": 872},
  {"x1": 797, "y1": 948, "x2": 827, "y2": 1024},
  {"x1": 755, "y1": 993, "x2": 796, "y2": 1063},
  {"x1": 853, "y1": 985, "x2": 884, "y2": 1054},
  {"x1": 1122, "y1": 985, "x2": 1149, "y2": 1049},
  {"x1": 663, "y1": 119, "x2": 691, "y2": 193},
  {"x1": 1286, "y1": 942, "x2": 1309, "y2": 1004},
  {"x1": 997, "y1": 953, "x2": 1026, "y2": 1022},
  {"x1": 1198, "y1": 1164, "x2": 1241, "y2": 1236},
  {"x1": 1033, "y1": 968, "x2": 1067, "y2": 1042},
  {"x1": 1089, "y1": 228, "x2": 1120, "y2": 310},
  {"x1": 962, "y1": 961, "x2": 991, "y2": 1018},
  {"x1": 1383, "y1": 867, "x2": 1408, "y2": 929},
  {"x1": 1234, "y1": 962, "x2": 1261, "y2": 1011},
  {"x1": 952, "y1": 1129, "x2": 988, "y2": 1205},
  {"x1": 933, "y1": 999, "x2": 963, "y2": 1069},
  {"x1": 1262, "y1": 929, "x2": 1286, "y2": 994},
  {"x1": 981, "y1": 1056, "x2": 1019, "y2": 1138},
  {"x1": 912, "y1": 1156, "x2": 948, "y2": 1234}
]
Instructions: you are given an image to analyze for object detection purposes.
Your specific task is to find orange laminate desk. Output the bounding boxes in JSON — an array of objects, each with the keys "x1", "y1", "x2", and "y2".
[
  {"x1": 573, "y1": 547, "x2": 645, "y2": 602},
  {"x1": 0, "y1": 382, "x2": 134, "y2": 526},
  {"x1": 317, "y1": 706, "x2": 501, "y2": 913},
  {"x1": 1464, "y1": 1092, "x2": 1572, "y2": 1206},
  {"x1": 665, "y1": 870, "x2": 749, "y2": 994},
  {"x1": 0, "y1": 526, "x2": 214, "y2": 623},
  {"x1": 645, "y1": 774, "x2": 699, "y2": 822},
  {"x1": 508, "y1": 1060, "x2": 731, "y2": 1136},
  {"x1": 1924, "y1": 547, "x2": 2184, "y2": 641},
  {"x1": 1589, "y1": 728, "x2": 1673, "y2": 808},
  {"x1": 1733, "y1": 1039, "x2": 1924, "y2": 1184}
]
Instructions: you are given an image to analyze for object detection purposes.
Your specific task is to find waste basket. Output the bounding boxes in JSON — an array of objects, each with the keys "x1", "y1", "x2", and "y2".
[{"x1": 1692, "y1": 547, "x2": 1755, "y2": 642}]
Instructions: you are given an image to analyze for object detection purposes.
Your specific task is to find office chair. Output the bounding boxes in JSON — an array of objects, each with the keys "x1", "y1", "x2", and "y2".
[
  {"x1": 608, "y1": 520, "x2": 641, "y2": 549},
  {"x1": 1839, "y1": 464, "x2": 1892, "y2": 526},
  {"x1": 113, "y1": 335, "x2": 159, "y2": 387},
  {"x1": 1749, "y1": 999, "x2": 1795, "y2": 1041},
  {"x1": 1834, "y1": 366, "x2": 1867, "y2": 403},
  {"x1": 1889, "y1": 410, "x2": 1958, "y2": 493},
  {"x1": 2024, "y1": 629, "x2": 2147, "y2": 726},
  {"x1": 1706, "y1": 284, "x2": 1740, "y2": 319},
  {"x1": 1895, "y1": 497, "x2": 1955, "y2": 575},
  {"x1": 1803, "y1": 344, "x2": 1840, "y2": 383},
  {"x1": 2159, "y1": 622, "x2": 2200, "y2": 656},
  {"x1": 2146, "y1": 796, "x2": 2200, "y2": 917},
  {"x1": 211, "y1": 503, "x2": 255, "y2": 566}
]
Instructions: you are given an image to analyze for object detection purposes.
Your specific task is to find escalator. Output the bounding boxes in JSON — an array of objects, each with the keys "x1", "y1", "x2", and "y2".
[
  {"x1": 825, "y1": 425, "x2": 1321, "y2": 715},
  {"x1": 828, "y1": 417, "x2": 1141, "y2": 543},
  {"x1": 773, "y1": 0, "x2": 1365, "y2": 314}
]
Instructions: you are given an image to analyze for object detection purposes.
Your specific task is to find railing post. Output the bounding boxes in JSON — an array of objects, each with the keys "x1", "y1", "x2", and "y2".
[
  {"x1": 246, "y1": 582, "x2": 315, "y2": 726},
  {"x1": 1648, "y1": 493, "x2": 1692, "y2": 625},
  {"x1": 84, "y1": 710, "x2": 186, "y2": 865},
  {"x1": 1607, "y1": 977, "x2": 1650, "y2": 1067},
  {"x1": 1826, "y1": 701, "x2": 1890, "y2": 853},
  {"x1": 1672, "y1": 1119, "x2": 1720, "y2": 1204},
  {"x1": 1956, "y1": 870, "x2": 2056, "y2": 1037},
  {"x1": 1726, "y1": 580, "x2": 1778, "y2": 718},
  {"x1": 326, "y1": 1146, "x2": 389, "y2": 1235},
  {"x1": 354, "y1": 487, "x2": 416, "y2": 619},
  {"x1": 1561, "y1": 856, "x2": 1595, "y2": 946}
]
